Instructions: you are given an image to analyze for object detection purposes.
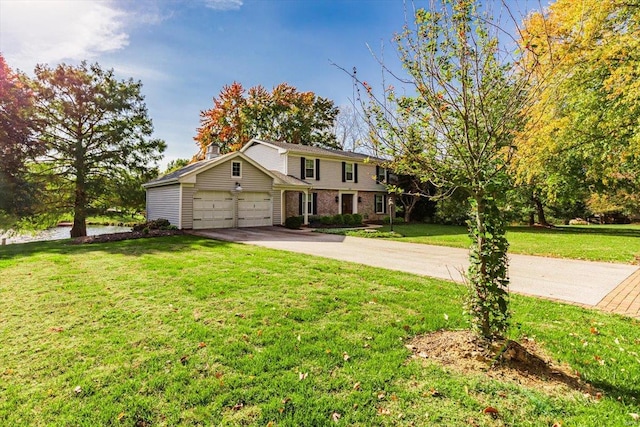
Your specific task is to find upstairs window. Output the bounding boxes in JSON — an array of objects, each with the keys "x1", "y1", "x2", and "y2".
[
  {"x1": 232, "y1": 161, "x2": 242, "y2": 178},
  {"x1": 300, "y1": 157, "x2": 320, "y2": 180},
  {"x1": 305, "y1": 158, "x2": 315, "y2": 179},
  {"x1": 345, "y1": 163, "x2": 354, "y2": 182},
  {"x1": 376, "y1": 166, "x2": 387, "y2": 183},
  {"x1": 342, "y1": 161, "x2": 358, "y2": 183}
]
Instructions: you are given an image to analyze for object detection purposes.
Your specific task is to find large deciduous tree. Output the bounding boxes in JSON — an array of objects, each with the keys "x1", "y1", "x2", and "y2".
[
  {"x1": 355, "y1": 0, "x2": 538, "y2": 340},
  {"x1": 0, "y1": 54, "x2": 42, "y2": 219},
  {"x1": 31, "y1": 62, "x2": 165, "y2": 237},
  {"x1": 513, "y1": 0, "x2": 640, "y2": 221},
  {"x1": 195, "y1": 82, "x2": 339, "y2": 156}
]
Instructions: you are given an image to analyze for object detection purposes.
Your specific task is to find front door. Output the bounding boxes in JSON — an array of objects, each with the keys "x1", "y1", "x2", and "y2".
[{"x1": 341, "y1": 194, "x2": 354, "y2": 214}]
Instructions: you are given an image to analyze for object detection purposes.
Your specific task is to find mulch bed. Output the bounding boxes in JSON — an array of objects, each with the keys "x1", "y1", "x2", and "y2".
[
  {"x1": 71, "y1": 229, "x2": 184, "y2": 244},
  {"x1": 407, "y1": 330, "x2": 595, "y2": 395}
]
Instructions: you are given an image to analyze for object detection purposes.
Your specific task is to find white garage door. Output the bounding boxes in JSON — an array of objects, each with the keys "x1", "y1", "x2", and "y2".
[
  {"x1": 193, "y1": 191, "x2": 234, "y2": 229},
  {"x1": 238, "y1": 192, "x2": 272, "y2": 227}
]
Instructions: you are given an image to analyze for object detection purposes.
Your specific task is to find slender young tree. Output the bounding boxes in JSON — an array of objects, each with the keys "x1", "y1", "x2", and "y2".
[
  {"x1": 31, "y1": 62, "x2": 165, "y2": 237},
  {"x1": 354, "y1": 0, "x2": 540, "y2": 340}
]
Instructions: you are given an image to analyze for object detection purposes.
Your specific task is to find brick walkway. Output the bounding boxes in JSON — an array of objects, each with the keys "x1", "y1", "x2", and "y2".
[{"x1": 597, "y1": 269, "x2": 640, "y2": 319}]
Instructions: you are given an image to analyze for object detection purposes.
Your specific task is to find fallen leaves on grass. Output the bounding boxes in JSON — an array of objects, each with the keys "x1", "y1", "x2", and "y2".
[
  {"x1": 483, "y1": 406, "x2": 499, "y2": 415},
  {"x1": 377, "y1": 407, "x2": 391, "y2": 416}
]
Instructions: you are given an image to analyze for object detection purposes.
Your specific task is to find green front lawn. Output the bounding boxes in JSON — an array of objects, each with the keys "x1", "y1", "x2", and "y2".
[
  {"x1": 1, "y1": 236, "x2": 639, "y2": 426},
  {"x1": 376, "y1": 223, "x2": 640, "y2": 263}
]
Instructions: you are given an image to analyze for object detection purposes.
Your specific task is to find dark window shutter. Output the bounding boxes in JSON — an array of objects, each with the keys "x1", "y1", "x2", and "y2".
[
  {"x1": 315, "y1": 159, "x2": 320, "y2": 181},
  {"x1": 385, "y1": 168, "x2": 389, "y2": 183},
  {"x1": 384, "y1": 195, "x2": 387, "y2": 214},
  {"x1": 376, "y1": 165, "x2": 380, "y2": 183},
  {"x1": 300, "y1": 157, "x2": 306, "y2": 179},
  {"x1": 341, "y1": 162, "x2": 346, "y2": 182},
  {"x1": 312, "y1": 193, "x2": 318, "y2": 215},
  {"x1": 298, "y1": 193, "x2": 303, "y2": 215},
  {"x1": 354, "y1": 163, "x2": 358, "y2": 183}
]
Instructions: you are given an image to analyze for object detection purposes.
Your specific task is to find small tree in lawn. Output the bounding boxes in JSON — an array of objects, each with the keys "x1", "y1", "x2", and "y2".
[
  {"x1": 355, "y1": 0, "x2": 537, "y2": 340},
  {"x1": 31, "y1": 62, "x2": 166, "y2": 237}
]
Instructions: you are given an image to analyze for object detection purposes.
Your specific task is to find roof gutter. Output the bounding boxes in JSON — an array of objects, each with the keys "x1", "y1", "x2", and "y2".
[{"x1": 142, "y1": 178, "x2": 180, "y2": 189}]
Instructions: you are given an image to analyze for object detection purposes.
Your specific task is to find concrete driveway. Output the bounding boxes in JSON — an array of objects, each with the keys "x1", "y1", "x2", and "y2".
[{"x1": 189, "y1": 227, "x2": 638, "y2": 312}]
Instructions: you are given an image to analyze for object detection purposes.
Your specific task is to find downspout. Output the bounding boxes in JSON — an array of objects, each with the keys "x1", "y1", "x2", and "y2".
[
  {"x1": 304, "y1": 190, "x2": 309, "y2": 225},
  {"x1": 281, "y1": 189, "x2": 285, "y2": 225},
  {"x1": 178, "y1": 185, "x2": 183, "y2": 229}
]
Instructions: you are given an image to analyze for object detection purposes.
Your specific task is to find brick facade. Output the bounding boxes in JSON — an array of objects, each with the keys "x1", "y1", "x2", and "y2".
[
  {"x1": 284, "y1": 190, "x2": 388, "y2": 222},
  {"x1": 315, "y1": 190, "x2": 339, "y2": 216},
  {"x1": 357, "y1": 191, "x2": 386, "y2": 221}
]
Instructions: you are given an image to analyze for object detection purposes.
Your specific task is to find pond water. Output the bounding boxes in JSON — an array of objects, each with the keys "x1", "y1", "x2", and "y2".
[{"x1": 2, "y1": 225, "x2": 132, "y2": 245}]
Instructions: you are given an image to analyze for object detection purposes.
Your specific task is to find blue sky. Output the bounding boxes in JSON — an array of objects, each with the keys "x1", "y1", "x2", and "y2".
[{"x1": 0, "y1": 0, "x2": 537, "y2": 168}]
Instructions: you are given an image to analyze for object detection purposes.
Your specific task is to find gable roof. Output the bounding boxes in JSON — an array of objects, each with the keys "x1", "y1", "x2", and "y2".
[
  {"x1": 143, "y1": 151, "x2": 282, "y2": 188},
  {"x1": 143, "y1": 160, "x2": 208, "y2": 187},
  {"x1": 242, "y1": 138, "x2": 387, "y2": 162}
]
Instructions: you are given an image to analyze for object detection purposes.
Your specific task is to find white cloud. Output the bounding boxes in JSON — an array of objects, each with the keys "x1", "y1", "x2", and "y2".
[
  {"x1": 0, "y1": 0, "x2": 128, "y2": 72},
  {"x1": 112, "y1": 63, "x2": 170, "y2": 82},
  {"x1": 203, "y1": 0, "x2": 243, "y2": 11}
]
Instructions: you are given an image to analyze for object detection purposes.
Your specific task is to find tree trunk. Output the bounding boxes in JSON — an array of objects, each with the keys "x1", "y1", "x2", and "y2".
[
  {"x1": 533, "y1": 197, "x2": 548, "y2": 226},
  {"x1": 528, "y1": 211, "x2": 535, "y2": 226},
  {"x1": 473, "y1": 195, "x2": 491, "y2": 338},
  {"x1": 403, "y1": 194, "x2": 419, "y2": 223},
  {"x1": 70, "y1": 176, "x2": 87, "y2": 238},
  {"x1": 467, "y1": 194, "x2": 510, "y2": 341}
]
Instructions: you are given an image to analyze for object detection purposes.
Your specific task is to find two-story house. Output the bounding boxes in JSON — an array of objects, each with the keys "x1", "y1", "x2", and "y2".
[{"x1": 143, "y1": 139, "x2": 391, "y2": 229}]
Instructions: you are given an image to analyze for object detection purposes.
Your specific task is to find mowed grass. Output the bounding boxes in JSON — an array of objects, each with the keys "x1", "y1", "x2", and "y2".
[
  {"x1": 378, "y1": 224, "x2": 640, "y2": 263},
  {"x1": 1, "y1": 236, "x2": 639, "y2": 426}
]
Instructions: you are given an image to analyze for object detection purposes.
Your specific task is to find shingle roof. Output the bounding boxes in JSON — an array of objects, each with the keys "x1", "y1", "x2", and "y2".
[
  {"x1": 270, "y1": 170, "x2": 311, "y2": 187},
  {"x1": 143, "y1": 161, "x2": 204, "y2": 186},
  {"x1": 143, "y1": 152, "x2": 237, "y2": 187},
  {"x1": 255, "y1": 139, "x2": 387, "y2": 162}
]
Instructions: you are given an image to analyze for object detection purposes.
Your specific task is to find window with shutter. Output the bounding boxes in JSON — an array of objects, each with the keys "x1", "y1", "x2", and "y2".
[
  {"x1": 344, "y1": 163, "x2": 354, "y2": 182},
  {"x1": 375, "y1": 194, "x2": 387, "y2": 214},
  {"x1": 305, "y1": 158, "x2": 315, "y2": 179}
]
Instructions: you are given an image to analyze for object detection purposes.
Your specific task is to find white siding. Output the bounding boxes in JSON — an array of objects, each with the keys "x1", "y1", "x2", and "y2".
[
  {"x1": 146, "y1": 185, "x2": 180, "y2": 227},
  {"x1": 181, "y1": 186, "x2": 196, "y2": 229},
  {"x1": 244, "y1": 144, "x2": 285, "y2": 173},
  {"x1": 271, "y1": 191, "x2": 282, "y2": 225},
  {"x1": 287, "y1": 155, "x2": 386, "y2": 191}
]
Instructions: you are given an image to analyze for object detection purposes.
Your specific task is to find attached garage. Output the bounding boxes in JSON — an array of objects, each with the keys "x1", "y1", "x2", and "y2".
[
  {"x1": 193, "y1": 191, "x2": 234, "y2": 229},
  {"x1": 238, "y1": 192, "x2": 272, "y2": 227},
  {"x1": 143, "y1": 151, "x2": 305, "y2": 229}
]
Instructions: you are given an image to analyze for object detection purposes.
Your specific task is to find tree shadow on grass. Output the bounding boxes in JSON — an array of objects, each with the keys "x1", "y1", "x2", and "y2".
[
  {"x1": 384, "y1": 223, "x2": 468, "y2": 238},
  {"x1": 507, "y1": 225, "x2": 640, "y2": 239},
  {"x1": 386, "y1": 223, "x2": 640, "y2": 239},
  {"x1": 0, "y1": 234, "x2": 232, "y2": 260}
]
